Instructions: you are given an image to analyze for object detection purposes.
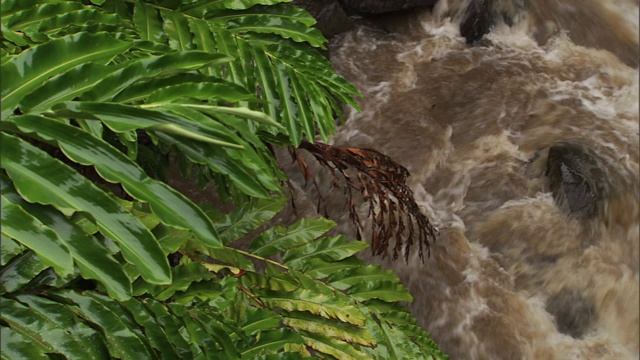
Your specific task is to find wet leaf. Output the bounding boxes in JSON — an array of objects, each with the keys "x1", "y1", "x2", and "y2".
[
  {"x1": 56, "y1": 290, "x2": 153, "y2": 359},
  {"x1": 250, "y1": 218, "x2": 335, "y2": 257},
  {"x1": 215, "y1": 196, "x2": 287, "y2": 244},
  {"x1": 0, "y1": 195, "x2": 73, "y2": 278},
  {"x1": 1, "y1": 32, "x2": 131, "y2": 119},
  {"x1": 241, "y1": 329, "x2": 303, "y2": 359},
  {"x1": 1, "y1": 133, "x2": 170, "y2": 284},
  {"x1": 14, "y1": 115, "x2": 222, "y2": 249},
  {"x1": 134, "y1": 0, "x2": 165, "y2": 43},
  {"x1": 299, "y1": 330, "x2": 367, "y2": 360},
  {"x1": 282, "y1": 311, "x2": 376, "y2": 347},
  {"x1": 257, "y1": 288, "x2": 366, "y2": 326}
]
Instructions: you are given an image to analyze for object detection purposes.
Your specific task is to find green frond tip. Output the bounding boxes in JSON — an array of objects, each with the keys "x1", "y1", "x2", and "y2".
[
  {"x1": 151, "y1": 123, "x2": 245, "y2": 148},
  {"x1": 184, "y1": 104, "x2": 286, "y2": 130}
]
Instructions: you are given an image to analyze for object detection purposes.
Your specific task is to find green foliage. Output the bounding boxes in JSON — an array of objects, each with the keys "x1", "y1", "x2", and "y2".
[{"x1": 1, "y1": 0, "x2": 447, "y2": 359}]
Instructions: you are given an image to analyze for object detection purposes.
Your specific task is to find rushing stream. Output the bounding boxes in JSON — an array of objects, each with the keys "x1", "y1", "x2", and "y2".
[{"x1": 314, "y1": 1, "x2": 639, "y2": 358}]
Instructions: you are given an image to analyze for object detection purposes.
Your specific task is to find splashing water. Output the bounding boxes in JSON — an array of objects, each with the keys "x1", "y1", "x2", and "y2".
[{"x1": 320, "y1": 1, "x2": 639, "y2": 358}]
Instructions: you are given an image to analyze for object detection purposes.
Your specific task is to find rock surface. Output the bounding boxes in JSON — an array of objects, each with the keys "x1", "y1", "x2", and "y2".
[
  {"x1": 292, "y1": 0, "x2": 353, "y2": 39},
  {"x1": 459, "y1": 0, "x2": 494, "y2": 44},
  {"x1": 545, "y1": 288, "x2": 595, "y2": 338},
  {"x1": 546, "y1": 146, "x2": 604, "y2": 219}
]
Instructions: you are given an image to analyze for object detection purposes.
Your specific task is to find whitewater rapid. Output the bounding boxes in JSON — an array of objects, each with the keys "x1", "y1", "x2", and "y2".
[{"x1": 316, "y1": 1, "x2": 639, "y2": 358}]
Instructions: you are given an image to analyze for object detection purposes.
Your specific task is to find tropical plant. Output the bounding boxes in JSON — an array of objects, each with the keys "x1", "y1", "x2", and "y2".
[{"x1": 0, "y1": 0, "x2": 447, "y2": 359}]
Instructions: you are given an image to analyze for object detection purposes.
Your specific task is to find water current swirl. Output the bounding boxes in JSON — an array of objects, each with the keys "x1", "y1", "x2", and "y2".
[{"x1": 315, "y1": 1, "x2": 639, "y2": 358}]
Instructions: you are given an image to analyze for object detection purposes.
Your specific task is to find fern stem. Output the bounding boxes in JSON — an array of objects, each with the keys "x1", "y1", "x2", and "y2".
[{"x1": 232, "y1": 248, "x2": 289, "y2": 270}]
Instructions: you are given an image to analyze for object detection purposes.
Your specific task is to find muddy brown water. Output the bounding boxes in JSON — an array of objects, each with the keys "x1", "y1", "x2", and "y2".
[{"x1": 306, "y1": 1, "x2": 639, "y2": 358}]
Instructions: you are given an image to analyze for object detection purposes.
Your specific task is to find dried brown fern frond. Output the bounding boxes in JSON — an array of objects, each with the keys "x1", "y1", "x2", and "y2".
[{"x1": 291, "y1": 140, "x2": 438, "y2": 263}]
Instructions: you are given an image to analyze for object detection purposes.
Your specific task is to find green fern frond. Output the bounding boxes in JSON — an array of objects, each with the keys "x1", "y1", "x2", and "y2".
[{"x1": 1, "y1": 1, "x2": 446, "y2": 359}]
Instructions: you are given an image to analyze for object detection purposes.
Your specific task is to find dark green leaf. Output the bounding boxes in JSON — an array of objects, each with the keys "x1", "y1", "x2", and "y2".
[
  {"x1": 1, "y1": 297, "x2": 93, "y2": 358},
  {"x1": 207, "y1": 4, "x2": 316, "y2": 26},
  {"x1": 297, "y1": 75, "x2": 334, "y2": 141},
  {"x1": 257, "y1": 288, "x2": 366, "y2": 326},
  {"x1": 253, "y1": 352, "x2": 307, "y2": 360},
  {"x1": 241, "y1": 308, "x2": 281, "y2": 336},
  {"x1": 19, "y1": 63, "x2": 123, "y2": 114},
  {"x1": 363, "y1": 318, "x2": 422, "y2": 359},
  {"x1": 144, "y1": 299, "x2": 195, "y2": 358},
  {"x1": 300, "y1": 257, "x2": 362, "y2": 280},
  {"x1": 147, "y1": 81, "x2": 253, "y2": 103},
  {"x1": 283, "y1": 311, "x2": 376, "y2": 346},
  {"x1": 56, "y1": 290, "x2": 153, "y2": 359},
  {"x1": 156, "y1": 132, "x2": 274, "y2": 198},
  {"x1": 266, "y1": 43, "x2": 361, "y2": 110},
  {"x1": 251, "y1": 45, "x2": 280, "y2": 121},
  {"x1": 14, "y1": 115, "x2": 222, "y2": 248},
  {"x1": 222, "y1": 0, "x2": 291, "y2": 11},
  {"x1": 81, "y1": 51, "x2": 233, "y2": 102},
  {"x1": 121, "y1": 299, "x2": 181, "y2": 359},
  {"x1": 207, "y1": 246, "x2": 255, "y2": 270},
  {"x1": 0, "y1": 235, "x2": 23, "y2": 266},
  {"x1": 169, "y1": 303, "x2": 236, "y2": 358},
  {"x1": 250, "y1": 218, "x2": 335, "y2": 257},
  {"x1": 272, "y1": 62, "x2": 300, "y2": 145},
  {"x1": 13, "y1": 295, "x2": 109, "y2": 358},
  {"x1": 347, "y1": 281, "x2": 413, "y2": 302},
  {"x1": 216, "y1": 196, "x2": 286, "y2": 244},
  {"x1": 1, "y1": 32, "x2": 132, "y2": 119},
  {"x1": 6, "y1": 2, "x2": 86, "y2": 31},
  {"x1": 326, "y1": 265, "x2": 401, "y2": 290},
  {"x1": 36, "y1": 9, "x2": 125, "y2": 35},
  {"x1": 134, "y1": 0, "x2": 166, "y2": 43},
  {"x1": 1, "y1": 172, "x2": 130, "y2": 298},
  {"x1": 153, "y1": 223, "x2": 193, "y2": 254},
  {"x1": 283, "y1": 235, "x2": 368, "y2": 268},
  {"x1": 227, "y1": 15, "x2": 327, "y2": 49},
  {"x1": 0, "y1": 252, "x2": 48, "y2": 294},
  {"x1": 241, "y1": 328, "x2": 303, "y2": 359},
  {"x1": 187, "y1": 18, "x2": 221, "y2": 77},
  {"x1": 1, "y1": 0, "x2": 57, "y2": 17},
  {"x1": 1, "y1": 23, "x2": 29, "y2": 46},
  {"x1": 0, "y1": 325, "x2": 49, "y2": 360},
  {"x1": 287, "y1": 67, "x2": 315, "y2": 141},
  {"x1": 113, "y1": 73, "x2": 226, "y2": 103},
  {"x1": 213, "y1": 26, "x2": 247, "y2": 87},
  {"x1": 23, "y1": 203, "x2": 131, "y2": 300},
  {"x1": 56, "y1": 101, "x2": 244, "y2": 148},
  {"x1": 148, "y1": 262, "x2": 216, "y2": 300},
  {"x1": 161, "y1": 9, "x2": 193, "y2": 50},
  {"x1": 0, "y1": 195, "x2": 74, "y2": 278},
  {"x1": 1, "y1": 133, "x2": 171, "y2": 284},
  {"x1": 299, "y1": 330, "x2": 368, "y2": 360}
]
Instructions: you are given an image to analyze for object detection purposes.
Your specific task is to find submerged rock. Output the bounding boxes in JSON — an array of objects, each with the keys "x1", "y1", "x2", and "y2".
[
  {"x1": 292, "y1": 0, "x2": 353, "y2": 39},
  {"x1": 546, "y1": 145, "x2": 604, "y2": 219},
  {"x1": 460, "y1": 0, "x2": 494, "y2": 45},
  {"x1": 545, "y1": 288, "x2": 595, "y2": 338}
]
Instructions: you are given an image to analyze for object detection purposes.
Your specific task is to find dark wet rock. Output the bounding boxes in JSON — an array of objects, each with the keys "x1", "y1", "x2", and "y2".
[
  {"x1": 338, "y1": 0, "x2": 438, "y2": 14},
  {"x1": 545, "y1": 289, "x2": 594, "y2": 338},
  {"x1": 460, "y1": 0, "x2": 494, "y2": 45},
  {"x1": 292, "y1": 0, "x2": 353, "y2": 39},
  {"x1": 546, "y1": 146, "x2": 604, "y2": 219}
]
